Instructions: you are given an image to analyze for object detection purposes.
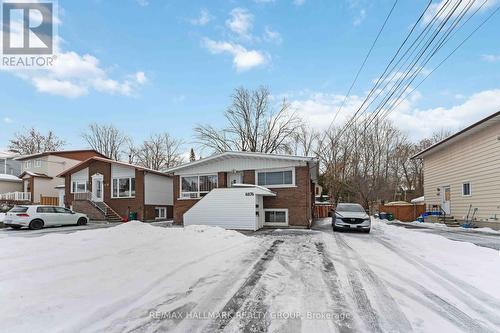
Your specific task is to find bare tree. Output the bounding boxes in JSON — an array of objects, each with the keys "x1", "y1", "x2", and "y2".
[
  {"x1": 82, "y1": 123, "x2": 128, "y2": 160},
  {"x1": 9, "y1": 128, "x2": 65, "y2": 155},
  {"x1": 134, "y1": 133, "x2": 184, "y2": 170},
  {"x1": 194, "y1": 87, "x2": 302, "y2": 154},
  {"x1": 290, "y1": 124, "x2": 319, "y2": 156}
]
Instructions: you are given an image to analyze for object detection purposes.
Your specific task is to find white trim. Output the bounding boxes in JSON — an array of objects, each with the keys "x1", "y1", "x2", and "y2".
[
  {"x1": 180, "y1": 173, "x2": 218, "y2": 199},
  {"x1": 34, "y1": 159, "x2": 42, "y2": 168},
  {"x1": 255, "y1": 167, "x2": 295, "y2": 188},
  {"x1": 165, "y1": 151, "x2": 317, "y2": 173},
  {"x1": 111, "y1": 176, "x2": 136, "y2": 199},
  {"x1": 461, "y1": 181, "x2": 472, "y2": 197},
  {"x1": 263, "y1": 208, "x2": 289, "y2": 226}
]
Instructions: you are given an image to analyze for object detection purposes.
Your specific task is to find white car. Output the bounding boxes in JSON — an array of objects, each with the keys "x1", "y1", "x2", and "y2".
[
  {"x1": 3, "y1": 205, "x2": 88, "y2": 230},
  {"x1": 332, "y1": 203, "x2": 371, "y2": 233}
]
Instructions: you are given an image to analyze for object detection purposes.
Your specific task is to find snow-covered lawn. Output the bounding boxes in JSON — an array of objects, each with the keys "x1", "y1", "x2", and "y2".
[
  {"x1": 1, "y1": 219, "x2": 499, "y2": 332},
  {"x1": 402, "y1": 219, "x2": 500, "y2": 234},
  {"x1": 0, "y1": 222, "x2": 263, "y2": 333}
]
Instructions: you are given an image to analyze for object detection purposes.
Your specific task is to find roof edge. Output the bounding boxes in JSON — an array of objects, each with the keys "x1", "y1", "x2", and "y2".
[{"x1": 411, "y1": 110, "x2": 500, "y2": 159}]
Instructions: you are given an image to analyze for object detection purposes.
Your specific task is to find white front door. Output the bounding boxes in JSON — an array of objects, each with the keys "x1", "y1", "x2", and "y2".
[
  {"x1": 92, "y1": 174, "x2": 104, "y2": 202},
  {"x1": 441, "y1": 186, "x2": 451, "y2": 214},
  {"x1": 228, "y1": 172, "x2": 243, "y2": 186}
]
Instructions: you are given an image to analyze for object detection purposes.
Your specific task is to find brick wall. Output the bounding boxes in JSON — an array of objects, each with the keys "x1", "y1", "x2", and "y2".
[
  {"x1": 72, "y1": 201, "x2": 106, "y2": 220},
  {"x1": 144, "y1": 205, "x2": 173, "y2": 221},
  {"x1": 173, "y1": 175, "x2": 198, "y2": 224},
  {"x1": 262, "y1": 166, "x2": 312, "y2": 227}
]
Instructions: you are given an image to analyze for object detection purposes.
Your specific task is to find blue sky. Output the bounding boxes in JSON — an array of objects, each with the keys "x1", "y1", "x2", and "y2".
[{"x1": 1, "y1": 0, "x2": 500, "y2": 152}]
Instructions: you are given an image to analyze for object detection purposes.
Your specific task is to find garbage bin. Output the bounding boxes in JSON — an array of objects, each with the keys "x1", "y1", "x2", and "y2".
[
  {"x1": 387, "y1": 213, "x2": 394, "y2": 221},
  {"x1": 379, "y1": 212, "x2": 387, "y2": 220},
  {"x1": 128, "y1": 212, "x2": 138, "y2": 221}
]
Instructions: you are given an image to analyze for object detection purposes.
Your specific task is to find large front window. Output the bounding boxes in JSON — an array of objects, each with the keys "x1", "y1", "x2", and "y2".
[
  {"x1": 181, "y1": 174, "x2": 217, "y2": 198},
  {"x1": 112, "y1": 177, "x2": 136, "y2": 198},
  {"x1": 71, "y1": 181, "x2": 87, "y2": 193},
  {"x1": 257, "y1": 169, "x2": 294, "y2": 187}
]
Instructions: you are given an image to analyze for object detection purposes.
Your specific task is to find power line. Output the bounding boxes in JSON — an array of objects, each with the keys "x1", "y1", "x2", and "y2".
[{"x1": 328, "y1": 0, "x2": 399, "y2": 128}]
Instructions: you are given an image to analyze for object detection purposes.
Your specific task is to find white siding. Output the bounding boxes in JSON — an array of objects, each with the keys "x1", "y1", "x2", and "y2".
[
  {"x1": 176, "y1": 156, "x2": 307, "y2": 175},
  {"x1": 423, "y1": 120, "x2": 500, "y2": 221},
  {"x1": 144, "y1": 173, "x2": 173, "y2": 205},
  {"x1": 0, "y1": 181, "x2": 22, "y2": 193},
  {"x1": 111, "y1": 164, "x2": 135, "y2": 178},
  {"x1": 184, "y1": 187, "x2": 261, "y2": 230},
  {"x1": 71, "y1": 167, "x2": 89, "y2": 182}
]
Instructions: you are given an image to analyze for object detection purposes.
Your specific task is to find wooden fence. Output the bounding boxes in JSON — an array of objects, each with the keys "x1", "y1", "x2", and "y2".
[
  {"x1": 378, "y1": 204, "x2": 425, "y2": 222},
  {"x1": 40, "y1": 195, "x2": 59, "y2": 206},
  {"x1": 313, "y1": 204, "x2": 333, "y2": 218}
]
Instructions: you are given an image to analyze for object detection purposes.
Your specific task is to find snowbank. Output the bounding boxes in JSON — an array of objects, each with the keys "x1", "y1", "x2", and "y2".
[
  {"x1": 404, "y1": 219, "x2": 500, "y2": 234},
  {"x1": 0, "y1": 221, "x2": 259, "y2": 333}
]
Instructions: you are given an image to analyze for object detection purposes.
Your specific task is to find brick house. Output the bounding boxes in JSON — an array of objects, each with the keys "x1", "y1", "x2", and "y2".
[
  {"x1": 58, "y1": 157, "x2": 173, "y2": 222},
  {"x1": 165, "y1": 151, "x2": 318, "y2": 230}
]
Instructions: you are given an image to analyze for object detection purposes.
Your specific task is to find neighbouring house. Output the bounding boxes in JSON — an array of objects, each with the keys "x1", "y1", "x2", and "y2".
[
  {"x1": 412, "y1": 110, "x2": 500, "y2": 230},
  {"x1": 58, "y1": 157, "x2": 173, "y2": 222},
  {"x1": 165, "y1": 151, "x2": 319, "y2": 231},
  {"x1": 0, "y1": 151, "x2": 23, "y2": 200},
  {"x1": 14, "y1": 150, "x2": 106, "y2": 205}
]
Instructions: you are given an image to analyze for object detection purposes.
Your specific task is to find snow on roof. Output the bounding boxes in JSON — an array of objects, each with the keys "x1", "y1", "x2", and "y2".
[
  {"x1": 0, "y1": 174, "x2": 22, "y2": 182},
  {"x1": 0, "y1": 151, "x2": 18, "y2": 159}
]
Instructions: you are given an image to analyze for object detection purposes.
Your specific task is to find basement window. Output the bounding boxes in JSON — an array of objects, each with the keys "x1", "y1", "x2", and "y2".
[
  {"x1": 264, "y1": 209, "x2": 288, "y2": 224},
  {"x1": 462, "y1": 182, "x2": 471, "y2": 196},
  {"x1": 155, "y1": 207, "x2": 167, "y2": 219}
]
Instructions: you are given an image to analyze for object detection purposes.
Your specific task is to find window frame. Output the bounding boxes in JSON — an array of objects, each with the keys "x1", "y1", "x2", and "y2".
[
  {"x1": 462, "y1": 181, "x2": 472, "y2": 197},
  {"x1": 24, "y1": 161, "x2": 32, "y2": 169},
  {"x1": 155, "y1": 207, "x2": 167, "y2": 219},
  {"x1": 255, "y1": 168, "x2": 295, "y2": 188},
  {"x1": 34, "y1": 159, "x2": 42, "y2": 168},
  {"x1": 111, "y1": 177, "x2": 136, "y2": 199},
  {"x1": 263, "y1": 209, "x2": 289, "y2": 225},
  {"x1": 71, "y1": 180, "x2": 87, "y2": 194},
  {"x1": 179, "y1": 173, "x2": 218, "y2": 199}
]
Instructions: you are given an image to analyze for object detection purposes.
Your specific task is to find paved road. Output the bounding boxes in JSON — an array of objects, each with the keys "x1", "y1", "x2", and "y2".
[{"x1": 388, "y1": 221, "x2": 500, "y2": 250}]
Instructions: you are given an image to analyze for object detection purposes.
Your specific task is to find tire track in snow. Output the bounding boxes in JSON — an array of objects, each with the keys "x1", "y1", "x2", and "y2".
[
  {"x1": 377, "y1": 268, "x2": 495, "y2": 333},
  {"x1": 203, "y1": 239, "x2": 284, "y2": 332},
  {"x1": 315, "y1": 242, "x2": 356, "y2": 333},
  {"x1": 332, "y1": 233, "x2": 383, "y2": 333},
  {"x1": 335, "y1": 233, "x2": 413, "y2": 332},
  {"x1": 372, "y1": 235, "x2": 500, "y2": 327}
]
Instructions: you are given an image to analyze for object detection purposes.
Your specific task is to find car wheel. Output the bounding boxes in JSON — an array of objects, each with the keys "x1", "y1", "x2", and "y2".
[
  {"x1": 333, "y1": 226, "x2": 342, "y2": 232},
  {"x1": 29, "y1": 219, "x2": 44, "y2": 230},
  {"x1": 77, "y1": 217, "x2": 88, "y2": 226},
  {"x1": 364, "y1": 228, "x2": 371, "y2": 234},
  {"x1": 10, "y1": 225, "x2": 22, "y2": 230}
]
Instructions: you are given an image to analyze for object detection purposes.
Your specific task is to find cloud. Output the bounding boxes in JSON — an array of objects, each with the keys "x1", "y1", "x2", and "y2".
[
  {"x1": 289, "y1": 89, "x2": 500, "y2": 141},
  {"x1": 293, "y1": 0, "x2": 306, "y2": 5},
  {"x1": 390, "y1": 89, "x2": 500, "y2": 140},
  {"x1": 0, "y1": 7, "x2": 147, "y2": 98},
  {"x1": 226, "y1": 8, "x2": 253, "y2": 39},
  {"x1": 190, "y1": 9, "x2": 213, "y2": 26},
  {"x1": 423, "y1": 0, "x2": 499, "y2": 24},
  {"x1": 136, "y1": 0, "x2": 149, "y2": 6},
  {"x1": 203, "y1": 38, "x2": 268, "y2": 72},
  {"x1": 264, "y1": 26, "x2": 282, "y2": 44},
  {"x1": 353, "y1": 9, "x2": 366, "y2": 26},
  {"x1": 3, "y1": 117, "x2": 13, "y2": 124},
  {"x1": 481, "y1": 54, "x2": 500, "y2": 62}
]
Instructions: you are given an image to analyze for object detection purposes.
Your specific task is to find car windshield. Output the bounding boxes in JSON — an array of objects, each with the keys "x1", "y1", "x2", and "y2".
[
  {"x1": 336, "y1": 204, "x2": 365, "y2": 213},
  {"x1": 9, "y1": 206, "x2": 28, "y2": 213}
]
